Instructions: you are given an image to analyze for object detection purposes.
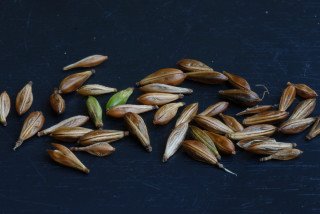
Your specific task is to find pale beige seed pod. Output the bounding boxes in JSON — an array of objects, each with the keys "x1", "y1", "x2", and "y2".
[
  {"x1": 219, "y1": 113, "x2": 244, "y2": 132},
  {"x1": 77, "y1": 84, "x2": 117, "y2": 96},
  {"x1": 78, "y1": 129, "x2": 129, "y2": 146},
  {"x1": 59, "y1": 70, "x2": 95, "y2": 94},
  {"x1": 237, "y1": 137, "x2": 277, "y2": 149},
  {"x1": 63, "y1": 55, "x2": 108, "y2": 70},
  {"x1": 139, "y1": 83, "x2": 193, "y2": 94},
  {"x1": 242, "y1": 110, "x2": 289, "y2": 126},
  {"x1": 50, "y1": 88, "x2": 65, "y2": 115},
  {"x1": 15, "y1": 81, "x2": 33, "y2": 116},
  {"x1": 136, "y1": 68, "x2": 186, "y2": 86},
  {"x1": 137, "y1": 93, "x2": 184, "y2": 106},
  {"x1": 50, "y1": 127, "x2": 93, "y2": 142},
  {"x1": 223, "y1": 71, "x2": 251, "y2": 90},
  {"x1": 279, "y1": 84, "x2": 296, "y2": 111},
  {"x1": 227, "y1": 124, "x2": 277, "y2": 140},
  {"x1": 306, "y1": 117, "x2": 320, "y2": 140},
  {"x1": 0, "y1": 91, "x2": 10, "y2": 126},
  {"x1": 193, "y1": 115, "x2": 234, "y2": 135},
  {"x1": 175, "y1": 103, "x2": 198, "y2": 127},
  {"x1": 106, "y1": 104, "x2": 158, "y2": 118},
  {"x1": 243, "y1": 140, "x2": 297, "y2": 155},
  {"x1": 177, "y1": 59, "x2": 213, "y2": 72},
  {"x1": 70, "y1": 142, "x2": 115, "y2": 157},
  {"x1": 289, "y1": 99, "x2": 316, "y2": 121},
  {"x1": 198, "y1": 102, "x2": 229, "y2": 117},
  {"x1": 260, "y1": 148, "x2": 303, "y2": 162},
  {"x1": 153, "y1": 102, "x2": 185, "y2": 125},
  {"x1": 278, "y1": 117, "x2": 316, "y2": 134},
  {"x1": 236, "y1": 105, "x2": 274, "y2": 116}
]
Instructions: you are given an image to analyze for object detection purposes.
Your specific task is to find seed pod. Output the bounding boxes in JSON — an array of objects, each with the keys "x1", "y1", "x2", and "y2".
[
  {"x1": 236, "y1": 105, "x2": 274, "y2": 116},
  {"x1": 78, "y1": 129, "x2": 129, "y2": 146},
  {"x1": 242, "y1": 110, "x2": 289, "y2": 126},
  {"x1": 205, "y1": 131, "x2": 236, "y2": 155},
  {"x1": 278, "y1": 117, "x2": 316, "y2": 134},
  {"x1": 77, "y1": 84, "x2": 117, "y2": 96},
  {"x1": 289, "y1": 98, "x2": 316, "y2": 121},
  {"x1": 219, "y1": 113, "x2": 244, "y2": 132},
  {"x1": 242, "y1": 140, "x2": 297, "y2": 155},
  {"x1": 175, "y1": 103, "x2": 198, "y2": 127},
  {"x1": 136, "y1": 68, "x2": 186, "y2": 86},
  {"x1": 50, "y1": 88, "x2": 65, "y2": 115},
  {"x1": 137, "y1": 93, "x2": 183, "y2": 105},
  {"x1": 227, "y1": 124, "x2": 277, "y2": 140},
  {"x1": 15, "y1": 81, "x2": 33, "y2": 115},
  {"x1": 306, "y1": 117, "x2": 320, "y2": 140},
  {"x1": 186, "y1": 71, "x2": 228, "y2": 84},
  {"x1": 86, "y1": 96, "x2": 103, "y2": 129},
  {"x1": 189, "y1": 126, "x2": 221, "y2": 159},
  {"x1": 0, "y1": 91, "x2": 10, "y2": 126},
  {"x1": 106, "y1": 104, "x2": 158, "y2": 118},
  {"x1": 193, "y1": 115, "x2": 234, "y2": 135},
  {"x1": 105, "y1": 87, "x2": 133, "y2": 110},
  {"x1": 139, "y1": 83, "x2": 193, "y2": 94},
  {"x1": 63, "y1": 54, "x2": 108, "y2": 70},
  {"x1": 50, "y1": 127, "x2": 93, "y2": 142},
  {"x1": 260, "y1": 148, "x2": 303, "y2": 162},
  {"x1": 163, "y1": 122, "x2": 188, "y2": 162},
  {"x1": 58, "y1": 70, "x2": 94, "y2": 94},
  {"x1": 48, "y1": 143, "x2": 90, "y2": 174},
  {"x1": 153, "y1": 102, "x2": 185, "y2": 125},
  {"x1": 14, "y1": 111, "x2": 45, "y2": 150},
  {"x1": 198, "y1": 102, "x2": 229, "y2": 117},
  {"x1": 177, "y1": 59, "x2": 213, "y2": 72},
  {"x1": 70, "y1": 142, "x2": 115, "y2": 157},
  {"x1": 182, "y1": 140, "x2": 237, "y2": 176},
  {"x1": 223, "y1": 71, "x2": 251, "y2": 90},
  {"x1": 219, "y1": 89, "x2": 261, "y2": 107},
  {"x1": 279, "y1": 84, "x2": 296, "y2": 111},
  {"x1": 237, "y1": 137, "x2": 277, "y2": 149},
  {"x1": 288, "y1": 82, "x2": 317, "y2": 99},
  {"x1": 38, "y1": 115, "x2": 89, "y2": 136}
]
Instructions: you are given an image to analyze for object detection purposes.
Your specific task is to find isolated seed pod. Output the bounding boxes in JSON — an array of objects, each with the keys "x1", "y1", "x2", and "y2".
[
  {"x1": 59, "y1": 70, "x2": 94, "y2": 94},
  {"x1": 106, "y1": 104, "x2": 158, "y2": 118},
  {"x1": 0, "y1": 91, "x2": 10, "y2": 126},
  {"x1": 227, "y1": 124, "x2": 277, "y2": 140},
  {"x1": 242, "y1": 110, "x2": 289, "y2": 126},
  {"x1": 136, "y1": 68, "x2": 186, "y2": 86},
  {"x1": 306, "y1": 117, "x2": 320, "y2": 140},
  {"x1": 139, "y1": 83, "x2": 193, "y2": 94},
  {"x1": 50, "y1": 127, "x2": 93, "y2": 142},
  {"x1": 244, "y1": 140, "x2": 297, "y2": 155},
  {"x1": 219, "y1": 113, "x2": 244, "y2": 132},
  {"x1": 48, "y1": 143, "x2": 90, "y2": 174},
  {"x1": 125, "y1": 112, "x2": 151, "y2": 152},
  {"x1": 137, "y1": 93, "x2": 183, "y2": 106},
  {"x1": 205, "y1": 131, "x2": 236, "y2": 155},
  {"x1": 175, "y1": 103, "x2": 198, "y2": 127},
  {"x1": 219, "y1": 89, "x2": 261, "y2": 107},
  {"x1": 279, "y1": 84, "x2": 296, "y2": 111},
  {"x1": 16, "y1": 81, "x2": 33, "y2": 115},
  {"x1": 153, "y1": 102, "x2": 185, "y2": 125},
  {"x1": 289, "y1": 99, "x2": 316, "y2": 121},
  {"x1": 63, "y1": 54, "x2": 108, "y2": 70},
  {"x1": 78, "y1": 129, "x2": 129, "y2": 146},
  {"x1": 278, "y1": 117, "x2": 316, "y2": 134},
  {"x1": 186, "y1": 71, "x2": 228, "y2": 84},
  {"x1": 177, "y1": 59, "x2": 213, "y2": 72},
  {"x1": 260, "y1": 148, "x2": 303, "y2": 162},
  {"x1": 236, "y1": 105, "x2": 274, "y2": 116},
  {"x1": 50, "y1": 88, "x2": 65, "y2": 115},
  {"x1": 14, "y1": 111, "x2": 45, "y2": 150},
  {"x1": 86, "y1": 96, "x2": 103, "y2": 129},
  {"x1": 106, "y1": 87, "x2": 133, "y2": 110},
  {"x1": 288, "y1": 82, "x2": 317, "y2": 99},
  {"x1": 198, "y1": 102, "x2": 229, "y2": 117},
  {"x1": 38, "y1": 115, "x2": 89, "y2": 136},
  {"x1": 193, "y1": 115, "x2": 234, "y2": 135},
  {"x1": 182, "y1": 140, "x2": 237, "y2": 176},
  {"x1": 77, "y1": 84, "x2": 117, "y2": 96},
  {"x1": 223, "y1": 71, "x2": 251, "y2": 90},
  {"x1": 70, "y1": 142, "x2": 115, "y2": 157}
]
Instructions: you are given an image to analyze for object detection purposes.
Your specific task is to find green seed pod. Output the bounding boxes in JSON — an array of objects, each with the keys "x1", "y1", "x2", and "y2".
[
  {"x1": 106, "y1": 87, "x2": 134, "y2": 110},
  {"x1": 87, "y1": 96, "x2": 103, "y2": 129}
]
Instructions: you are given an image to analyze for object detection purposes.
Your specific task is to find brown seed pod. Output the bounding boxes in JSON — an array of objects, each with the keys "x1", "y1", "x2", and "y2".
[
  {"x1": 15, "y1": 81, "x2": 33, "y2": 116},
  {"x1": 136, "y1": 68, "x2": 186, "y2": 86},
  {"x1": 242, "y1": 110, "x2": 289, "y2": 126},
  {"x1": 14, "y1": 111, "x2": 45, "y2": 150},
  {"x1": 50, "y1": 127, "x2": 93, "y2": 142},
  {"x1": 279, "y1": 84, "x2": 296, "y2": 111},
  {"x1": 219, "y1": 89, "x2": 261, "y2": 107},
  {"x1": 223, "y1": 71, "x2": 251, "y2": 90},
  {"x1": 76, "y1": 84, "x2": 117, "y2": 96},
  {"x1": 153, "y1": 102, "x2": 185, "y2": 125},
  {"x1": 288, "y1": 82, "x2": 318, "y2": 99},
  {"x1": 175, "y1": 103, "x2": 198, "y2": 127},
  {"x1": 137, "y1": 93, "x2": 183, "y2": 106},
  {"x1": 289, "y1": 98, "x2": 316, "y2": 121},
  {"x1": 219, "y1": 113, "x2": 244, "y2": 132},
  {"x1": 186, "y1": 71, "x2": 228, "y2": 84},
  {"x1": 198, "y1": 102, "x2": 229, "y2": 117},
  {"x1": 50, "y1": 88, "x2": 65, "y2": 115},
  {"x1": 177, "y1": 59, "x2": 213, "y2": 72},
  {"x1": 278, "y1": 117, "x2": 316, "y2": 134},
  {"x1": 124, "y1": 112, "x2": 151, "y2": 152},
  {"x1": 227, "y1": 124, "x2": 277, "y2": 140},
  {"x1": 236, "y1": 105, "x2": 274, "y2": 116},
  {"x1": 193, "y1": 115, "x2": 234, "y2": 135},
  {"x1": 70, "y1": 142, "x2": 115, "y2": 157},
  {"x1": 205, "y1": 131, "x2": 236, "y2": 155},
  {"x1": 260, "y1": 148, "x2": 303, "y2": 162},
  {"x1": 139, "y1": 83, "x2": 193, "y2": 94},
  {"x1": 0, "y1": 91, "x2": 10, "y2": 126},
  {"x1": 306, "y1": 117, "x2": 320, "y2": 140},
  {"x1": 78, "y1": 129, "x2": 129, "y2": 146},
  {"x1": 63, "y1": 55, "x2": 108, "y2": 70},
  {"x1": 106, "y1": 104, "x2": 158, "y2": 118},
  {"x1": 59, "y1": 70, "x2": 95, "y2": 94}
]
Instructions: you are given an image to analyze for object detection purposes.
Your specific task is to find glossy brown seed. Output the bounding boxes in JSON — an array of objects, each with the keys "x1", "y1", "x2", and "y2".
[
  {"x1": 48, "y1": 143, "x2": 90, "y2": 174},
  {"x1": 14, "y1": 111, "x2": 45, "y2": 150},
  {"x1": 242, "y1": 110, "x2": 289, "y2": 126},
  {"x1": 288, "y1": 82, "x2": 318, "y2": 99},
  {"x1": 279, "y1": 85, "x2": 296, "y2": 111},
  {"x1": 219, "y1": 113, "x2": 244, "y2": 132},
  {"x1": 260, "y1": 148, "x2": 303, "y2": 162},
  {"x1": 242, "y1": 139, "x2": 297, "y2": 155},
  {"x1": 186, "y1": 71, "x2": 228, "y2": 84},
  {"x1": 70, "y1": 142, "x2": 115, "y2": 157},
  {"x1": 59, "y1": 70, "x2": 95, "y2": 94},
  {"x1": 177, "y1": 59, "x2": 213, "y2": 72},
  {"x1": 193, "y1": 115, "x2": 234, "y2": 135},
  {"x1": 278, "y1": 117, "x2": 316, "y2": 134},
  {"x1": 236, "y1": 105, "x2": 274, "y2": 116},
  {"x1": 198, "y1": 102, "x2": 229, "y2": 117},
  {"x1": 219, "y1": 89, "x2": 261, "y2": 107},
  {"x1": 137, "y1": 93, "x2": 183, "y2": 106},
  {"x1": 182, "y1": 140, "x2": 237, "y2": 176},
  {"x1": 78, "y1": 129, "x2": 129, "y2": 146},
  {"x1": 63, "y1": 55, "x2": 108, "y2": 70},
  {"x1": 124, "y1": 112, "x2": 151, "y2": 152},
  {"x1": 289, "y1": 99, "x2": 316, "y2": 121},
  {"x1": 223, "y1": 71, "x2": 251, "y2": 90},
  {"x1": 50, "y1": 127, "x2": 93, "y2": 142},
  {"x1": 153, "y1": 102, "x2": 185, "y2": 125},
  {"x1": 50, "y1": 88, "x2": 65, "y2": 115},
  {"x1": 76, "y1": 84, "x2": 117, "y2": 96},
  {"x1": 106, "y1": 104, "x2": 158, "y2": 118},
  {"x1": 136, "y1": 68, "x2": 186, "y2": 86},
  {"x1": 227, "y1": 124, "x2": 277, "y2": 140},
  {"x1": 15, "y1": 81, "x2": 33, "y2": 116},
  {"x1": 306, "y1": 117, "x2": 320, "y2": 140},
  {"x1": 0, "y1": 91, "x2": 10, "y2": 126},
  {"x1": 139, "y1": 83, "x2": 193, "y2": 94},
  {"x1": 175, "y1": 103, "x2": 198, "y2": 127},
  {"x1": 205, "y1": 131, "x2": 236, "y2": 155}
]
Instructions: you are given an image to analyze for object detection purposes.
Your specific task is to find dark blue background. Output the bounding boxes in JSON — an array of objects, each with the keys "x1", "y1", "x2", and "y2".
[{"x1": 0, "y1": 0, "x2": 319, "y2": 213}]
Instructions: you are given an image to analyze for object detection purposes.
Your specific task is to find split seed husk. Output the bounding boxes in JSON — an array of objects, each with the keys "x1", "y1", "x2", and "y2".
[
  {"x1": 279, "y1": 84, "x2": 296, "y2": 111},
  {"x1": 242, "y1": 110, "x2": 289, "y2": 126},
  {"x1": 193, "y1": 115, "x2": 234, "y2": 135},
  {"x1": 223, "y1": 71, "x2": 251, "y2": 90},
  {"x1": 186, "y1": 71, "x2": 228, "y2": 84},
  {"x1": 205, "y1": 131, "x2": 236, "y2": 155},
  {"x1": 59, "y1": 70, "x2": 95, "y2": 94},
  {"x1": 70, "y1": 142, "x2": 115, "y2": 157},
  {"x1": 306, "y1": 117, "x2": 320, "y2": 140},
  {"x1": 240, "y1": 139, "x2": 297, "y2": 155},
  {"x1": 0, "y1": 91, "x2": 10, "y2": 126},
  {"x1": 106, "y1": 104, "x2": 158, "y2": 118},
  {"x1": 50, "y1": 127, "x2": 93, "y2": 142},
  {"x1": 289, "y1": 98, "x2": 316, "y2": 121},
  {"x1": 278, "y1": 117, "x2": 316, "y2": 134},
  {"x1": 227, "y1": 124, "x2": 277, "y2": 140},
  {"x1": 198, "y1": 102, "x2": 229, "y2": 117},
  {"x1": 86, "y1": 96, "x2": 103, "y2": 129},
  {"x1": 288, "y1": 82, "x2": 318, "y2": 99},
  {"x1": 177, "y1": 59, "x2": 213, "y2": 72},
  {"x1": 136, "y1": 68, "x2": 186, "y2": 86},
  {"x1": 139, "y1": 83, "x2": 193, "y2": 94},
  {"x1": 236, "y1": 105, "x2": 274, "y2": 116},
  {"x1": 219, "y1": 113, "x2": 244, "y2": 132},
  {"x1": 63, "y1": 54, "x2": 108, "y2": 70},
  {"x1": 237, "y1": 137, "x2": 276, "y2": 149},
  {"x1": 77, "y1": 84, "x2": 117, "y2": 96},
  {"x1": 175, "y1": 103, "x2": 198, "y2": 127},
  {"x1": 50, "y1": 88, "x2": 65, "y2": 115},
  {"x1": 153, "y1": 102, "x2": 185, "y2": 125},
  {"x1": 260, "y1": 148, "x2": 303, "y2": 162},
  {"x1": 105, "y1": 87, "x2": 133, "y2": 110},
  {"x1": 137, "y1": 93, "x2": 183, "y2": 106},
  {"x1": 16, "y1": 81, "x2": 33, "y2": 116},
  {"x1": 219, "y1": 89, "x2": 261, "y2": 107},
  {"x1": 78, "y1": 129, "x2": 129, "y2": 146}
]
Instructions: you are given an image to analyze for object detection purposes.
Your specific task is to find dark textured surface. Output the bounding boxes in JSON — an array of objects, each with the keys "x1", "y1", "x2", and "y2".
[{"x1": 0, "y1": 0, "x2": 320, "y2": 213}]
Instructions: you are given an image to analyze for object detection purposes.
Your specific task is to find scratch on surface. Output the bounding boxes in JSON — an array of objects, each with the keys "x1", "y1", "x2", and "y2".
[
  {"x1": 0, "y1": 193, "x2": 58, "y2": 207},
  {"x1": 141, "y1": 182, "x2": 161, "y2": 191},
  {"x1": 28, "y1": 159, "x2": 46, "y2": 183}
]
